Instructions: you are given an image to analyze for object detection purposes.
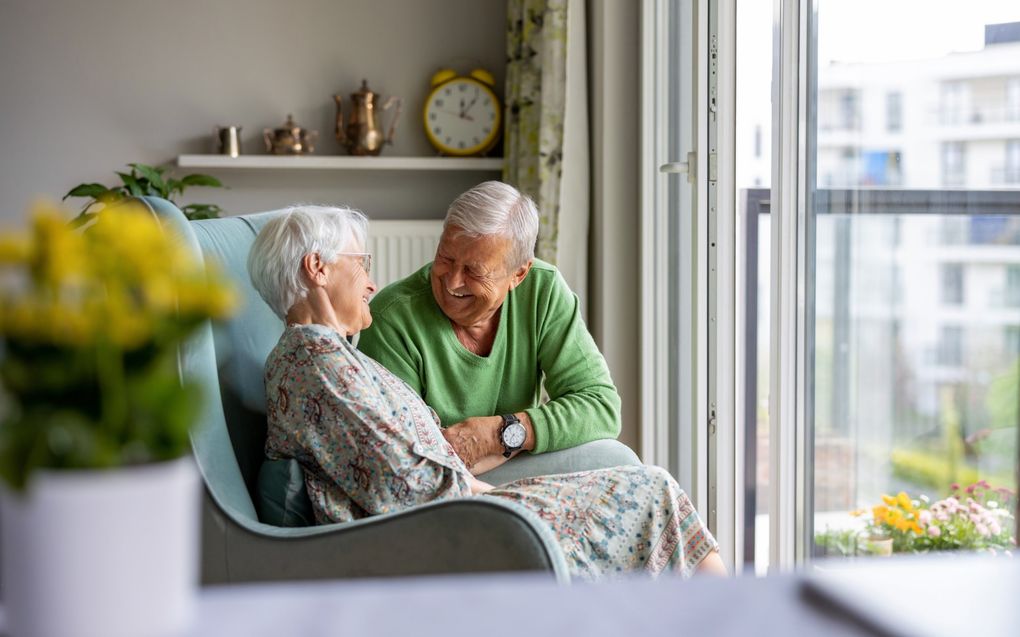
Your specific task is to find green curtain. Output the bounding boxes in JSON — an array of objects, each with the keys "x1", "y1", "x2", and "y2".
[{"x1": 503, "y1": 0, "x2": 569, "y2": 265}]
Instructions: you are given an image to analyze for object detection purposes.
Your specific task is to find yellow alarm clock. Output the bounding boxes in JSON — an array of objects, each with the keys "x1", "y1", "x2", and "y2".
[{"x1": 423, "y1": 68, "x2": 502, "y2": 156}]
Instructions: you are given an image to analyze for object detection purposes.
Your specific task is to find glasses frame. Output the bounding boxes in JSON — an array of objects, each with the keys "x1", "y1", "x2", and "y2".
[{"x1": 338, "y1": 251, "x2": 372, "y2": 275}]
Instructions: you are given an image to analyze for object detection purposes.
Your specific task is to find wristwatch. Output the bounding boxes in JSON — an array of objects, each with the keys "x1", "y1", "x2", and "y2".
[{"x1": 498, "y1": 413, "x2": 527, "y2": 458}]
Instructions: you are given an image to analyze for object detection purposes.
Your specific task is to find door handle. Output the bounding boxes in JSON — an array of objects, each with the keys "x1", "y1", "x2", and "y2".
[{"x1": 658, "y1": 151, "x2": 696, "y2": 183}]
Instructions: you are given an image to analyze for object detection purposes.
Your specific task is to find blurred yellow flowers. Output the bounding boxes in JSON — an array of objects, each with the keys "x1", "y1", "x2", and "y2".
[
  {"x1": 0, "y1": 201, "x2": 236, "y2": 349},
  {"x1": 0, "y1": 200, "x2": 237, "y2": 488}
]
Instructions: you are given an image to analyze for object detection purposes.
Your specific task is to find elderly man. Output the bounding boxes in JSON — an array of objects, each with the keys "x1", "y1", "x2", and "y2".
[{"x1": 358, "y1": 181, "x2": 632, "y2": 476}]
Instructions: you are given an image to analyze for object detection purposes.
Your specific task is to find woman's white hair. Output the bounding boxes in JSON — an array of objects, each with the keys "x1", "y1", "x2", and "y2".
[
  {"x1": 444, "y1": 181, "x2": 539, "y2": 270},
  {"x1": 247, "y1": 204, "x2": 368, "y2": 320}
]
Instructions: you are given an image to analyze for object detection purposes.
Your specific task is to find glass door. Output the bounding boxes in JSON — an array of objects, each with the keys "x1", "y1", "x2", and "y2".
[{"x1": 754, "y1": 0, "x2": 1020, "y2": 566}]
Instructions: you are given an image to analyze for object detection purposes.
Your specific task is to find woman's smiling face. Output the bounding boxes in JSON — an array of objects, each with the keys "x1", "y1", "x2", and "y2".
[{"x1": 326, "y1": 242, "x2": 377, "y2": 335}]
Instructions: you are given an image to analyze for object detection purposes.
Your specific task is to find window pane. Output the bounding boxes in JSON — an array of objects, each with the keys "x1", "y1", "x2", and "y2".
[
  {"x1": 737, "y1": 0, "x2": 773, "y2": 575},
  {"x1": 810, "y1": 1, "x2": 1020, "y2": 560}
]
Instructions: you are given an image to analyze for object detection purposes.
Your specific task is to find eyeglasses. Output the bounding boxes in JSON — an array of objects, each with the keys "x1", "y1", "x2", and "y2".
[{"x1": 339, "y1": 252, "x2": 372, "y2": 275}]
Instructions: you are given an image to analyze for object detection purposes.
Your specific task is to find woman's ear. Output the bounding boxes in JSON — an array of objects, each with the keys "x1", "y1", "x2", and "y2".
[{"x1": 301, "y1": 253, "x2": 327, "y2": 286}]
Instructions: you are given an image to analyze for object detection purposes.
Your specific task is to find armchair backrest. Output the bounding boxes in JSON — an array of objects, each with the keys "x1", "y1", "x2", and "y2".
[{"x1": 140, "y1": 197, "x2": 284, "y2": 522}]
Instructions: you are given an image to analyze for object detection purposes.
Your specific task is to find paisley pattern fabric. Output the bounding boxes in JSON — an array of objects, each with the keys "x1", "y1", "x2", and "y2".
[{"x1": 265, "y1": 324, "x2": 718, "y2": 578}]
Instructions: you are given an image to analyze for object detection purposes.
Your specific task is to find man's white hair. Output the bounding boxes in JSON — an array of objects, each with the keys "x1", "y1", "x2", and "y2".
[
  {"x1": 247, "y1": 204, "x2": 368, "y2": 320},
  {"x1": 443, "y1": 181, "x2": 539, "y2": 270}
]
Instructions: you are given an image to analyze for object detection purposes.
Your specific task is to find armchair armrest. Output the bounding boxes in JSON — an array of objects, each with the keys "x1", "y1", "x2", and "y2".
[{"x1": 201, "y1": 492, "x2": 570, "y2": 584}]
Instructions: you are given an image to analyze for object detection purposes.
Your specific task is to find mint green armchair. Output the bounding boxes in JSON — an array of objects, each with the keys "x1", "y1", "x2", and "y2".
[{"x1": 138, "y1": 197, "x2": 641, "y2": 584}]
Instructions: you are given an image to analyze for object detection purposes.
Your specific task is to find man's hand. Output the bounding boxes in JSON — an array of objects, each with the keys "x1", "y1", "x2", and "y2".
[
  {"x1": 442, "y1": 416, "x2": 502, "y2": 468},
  {"x1": 442, "y1": 412, "x2": 537, "y2": 470}
]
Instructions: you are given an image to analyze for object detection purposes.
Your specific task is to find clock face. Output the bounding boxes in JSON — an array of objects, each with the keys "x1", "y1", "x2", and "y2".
[{"x1": 424, "y1": 78, "x2": 501, "y2": 156}]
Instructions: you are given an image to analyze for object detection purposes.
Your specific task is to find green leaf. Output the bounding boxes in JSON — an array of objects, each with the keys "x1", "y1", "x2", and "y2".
[
  {"x1": 97, "y1": 188, "x2": 126, "y2": 204},
  {"x1": 181, "y1": 203, "x2": 223, "y2": 220},
  {"x1": 62, "y1": 183, "x2": 110, "y2": 201},
  {"x1": 129, "y1": 164, "x2": 168, "y2": 196},
  {"x1": 68, "y1": 212, "x2": 98, "y2": 229},
  {"x1": 165, "y1": 178, "x2": 184, "y2": 199},
  {"x1": 116, "y1": 172, "x2": 145, "y2": 197},
  {"x1": 180, "y1": 174, "x2": 222, "y2": 188}
]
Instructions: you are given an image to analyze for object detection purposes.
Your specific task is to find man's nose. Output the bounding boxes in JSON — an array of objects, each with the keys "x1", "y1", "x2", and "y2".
[{"x1": 445, "y1": 266, "x2": 466, "y2": 290}]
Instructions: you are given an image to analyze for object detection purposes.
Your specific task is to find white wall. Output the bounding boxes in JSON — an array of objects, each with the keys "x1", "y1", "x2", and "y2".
[
  {"x1": 0, "y1": 0, "x2": 506, "y2": 227},
  {"x1": 589, "y1": 0, "x2": 640, "y2": 452}
]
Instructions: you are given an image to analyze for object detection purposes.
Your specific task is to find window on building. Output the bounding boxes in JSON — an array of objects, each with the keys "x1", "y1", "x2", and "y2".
[
  {"x1": 1006, "y1": 140, "x2": 1020, "y2": 184},
  {"x1": 941, "y1": 82, "x2": 968, "y2": 125},
  {"x1": 937, "y1": 325, "x2": 964, "y2": 366},
  {"x1": 941, "y1": 142, "x2": 966, "y2": 186},
  {"x1": 1007, "y1": 265, "x2": 1020, "y2": 307},
  {"x1": 886, "y1": 91, "x2": 902, "y2": 132},
  {"x1": 1007, "y1": 77, "x2": 1020, "y2": 122},
  {"x1": 941, "y1": 263, "x2": 964, "y2": 305},
  {"x1": 839, "y1": 89, "x2": 860, "y2": 129}
]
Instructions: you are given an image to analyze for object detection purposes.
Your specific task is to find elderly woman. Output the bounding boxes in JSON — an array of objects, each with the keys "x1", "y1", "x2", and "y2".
[{"x1": 248, "y1": 204, "x2": 726, "y2": 579}]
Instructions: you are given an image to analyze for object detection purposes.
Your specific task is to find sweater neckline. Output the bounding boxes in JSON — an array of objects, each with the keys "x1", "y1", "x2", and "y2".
[{"x1": 437, "y1": 298, "x2": 509, "y2": 365}]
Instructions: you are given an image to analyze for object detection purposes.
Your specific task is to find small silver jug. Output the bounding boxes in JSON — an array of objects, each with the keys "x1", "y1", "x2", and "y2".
[{"x1": 215, "y1": 126, "x2": 243, "y2": 157}]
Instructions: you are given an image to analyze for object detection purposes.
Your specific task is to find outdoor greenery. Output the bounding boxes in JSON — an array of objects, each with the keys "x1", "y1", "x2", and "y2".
[
  {"x1": 63, "y1": 162, "x2": 224, "y2": 224},
  {"x1": 0, "y1": 202, "x2": 236, "y2": 489}
]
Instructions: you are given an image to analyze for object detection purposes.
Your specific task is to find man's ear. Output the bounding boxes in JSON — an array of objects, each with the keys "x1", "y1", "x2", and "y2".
[
  {"x1": 510, "y1": 260, "x2": 533, "y2": 289},
  {"x1": 301, "y1": 252, "x2": 327, "y2": 286}
]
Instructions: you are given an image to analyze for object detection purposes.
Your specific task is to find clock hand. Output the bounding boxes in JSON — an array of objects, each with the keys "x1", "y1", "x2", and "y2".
[{"x1": 438, "y1": 109, "x2": 474, "y2": 121}]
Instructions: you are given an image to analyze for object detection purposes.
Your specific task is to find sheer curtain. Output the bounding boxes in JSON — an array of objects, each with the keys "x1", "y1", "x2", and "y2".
[{"x1": 504, "y1": 0, "x2": 590, "y2": 310}]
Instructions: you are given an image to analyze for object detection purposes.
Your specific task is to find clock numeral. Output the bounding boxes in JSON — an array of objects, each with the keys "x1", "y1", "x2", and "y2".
[
  {"x1": 434, "y1": 127, "x2": 442, "y2": 135},
  {"x1": 435, "y1": 99, "x2": 444, "y2": 107},
  {"x1": 482, "y1": 127, "x2": 490, "y2": 135},
  {"x1": 445, "y1": 136, "x2": 452, "y2": 144},
  {"x1": 429, "y1": 113, "x2": 437, "y2": 121},
  {"x1": 458, "y1": 141, "x2": 465, "y2": 149},
  {"x1": 458, "y1": 84, "x2": 466, "y2": 92},
  {"x1": 444, "y1": 88, "x2": 452, "y2": 96},
  {"x1": 472, "y1": 137, "x2": 480, "y2": 145},
  {"x1": 488, "y1": 112, "x2": 495, "y2": 121}
]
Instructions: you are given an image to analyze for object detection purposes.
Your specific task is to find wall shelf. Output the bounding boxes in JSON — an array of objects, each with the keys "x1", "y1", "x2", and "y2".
[{"x1": 176, "y1": 155, "x2": 503, "y2": 171}]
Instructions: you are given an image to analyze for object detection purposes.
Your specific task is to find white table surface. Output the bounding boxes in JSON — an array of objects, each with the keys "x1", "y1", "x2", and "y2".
[{"x1": 2, "y1": 555, "x2": 1016, "y2": 637}]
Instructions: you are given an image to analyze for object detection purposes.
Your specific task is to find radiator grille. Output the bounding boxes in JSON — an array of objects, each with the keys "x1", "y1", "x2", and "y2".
[{"x1": 367, "y1": 220, "x2": 444, "y2": 289}]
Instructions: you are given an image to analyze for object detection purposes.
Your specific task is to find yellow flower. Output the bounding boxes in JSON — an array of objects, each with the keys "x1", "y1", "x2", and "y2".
[
  {"x1": 881, "y1": 494, "x2": 898, "y2": 507},
  {"x1": 896, "y1": 492, "x2": 914, "y2": 512},
  {"x1": 0, "y1": 236, "x2": 30, "y2": 264}
]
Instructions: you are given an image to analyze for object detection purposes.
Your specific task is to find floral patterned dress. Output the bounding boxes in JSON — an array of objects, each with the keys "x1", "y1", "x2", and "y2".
[{"x1": 265, "y1": 324, "x2": 718, "y2": 579}]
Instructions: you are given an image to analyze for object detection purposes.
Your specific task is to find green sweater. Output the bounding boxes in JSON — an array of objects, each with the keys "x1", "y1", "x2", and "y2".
[{"x1": 357, "y1": 260, "x2": 621, "y2": 454}]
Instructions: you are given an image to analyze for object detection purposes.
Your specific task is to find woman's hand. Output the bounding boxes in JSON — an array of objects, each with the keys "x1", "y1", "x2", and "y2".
[
  {"x1": 468, "y1": 454, "x2": 507, "y2": 476},
  {"x1": 467, "y1": 475, "x2": 494, "y2": 494}
]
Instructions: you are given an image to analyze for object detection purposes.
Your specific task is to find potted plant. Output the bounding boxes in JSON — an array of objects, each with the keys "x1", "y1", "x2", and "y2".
[
  {"x1": 64, "y1": 162, "x2": 225, "y2": 225},
  {"x1": 0, "y1": 202, "x2": 236, "y2": 637}
]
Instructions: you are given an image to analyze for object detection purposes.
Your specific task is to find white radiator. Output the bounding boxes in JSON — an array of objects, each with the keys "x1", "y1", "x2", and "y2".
[{"x1": 367, "y1": 220, "x2": 444, "y2": 289}]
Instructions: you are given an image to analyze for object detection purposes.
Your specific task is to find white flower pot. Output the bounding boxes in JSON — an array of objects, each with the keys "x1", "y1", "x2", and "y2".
[{"x1": 1, "y1": 457, "x2": 200, "y2": 637}]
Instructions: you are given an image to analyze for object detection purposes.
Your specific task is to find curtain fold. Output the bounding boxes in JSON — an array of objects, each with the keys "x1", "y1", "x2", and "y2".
[{"x1": 504, "y1": 0, "x2": 589, "y2": 310}]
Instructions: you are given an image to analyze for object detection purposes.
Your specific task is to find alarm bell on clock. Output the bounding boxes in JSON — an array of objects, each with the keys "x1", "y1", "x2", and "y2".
[
  {"x1": 423, "y1": 68, "x2": 502, "y2": 157},
  {"x1": 334, "y1": 79, "x2": 403, "y2": 156}
]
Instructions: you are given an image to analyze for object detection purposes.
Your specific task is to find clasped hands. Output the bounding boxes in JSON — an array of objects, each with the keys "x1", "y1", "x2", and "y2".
[{"x1": 441, "y1": 413, "x2": 535, "y2": 491}]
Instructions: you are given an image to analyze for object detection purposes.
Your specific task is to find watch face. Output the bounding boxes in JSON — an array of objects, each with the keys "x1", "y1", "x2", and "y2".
[
  {"x1": 424, "y1": 78, "x2": 500, "y2": 156},
  {"x1": 502, "y1": 422, "x2": 527, "y2": 449}
]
